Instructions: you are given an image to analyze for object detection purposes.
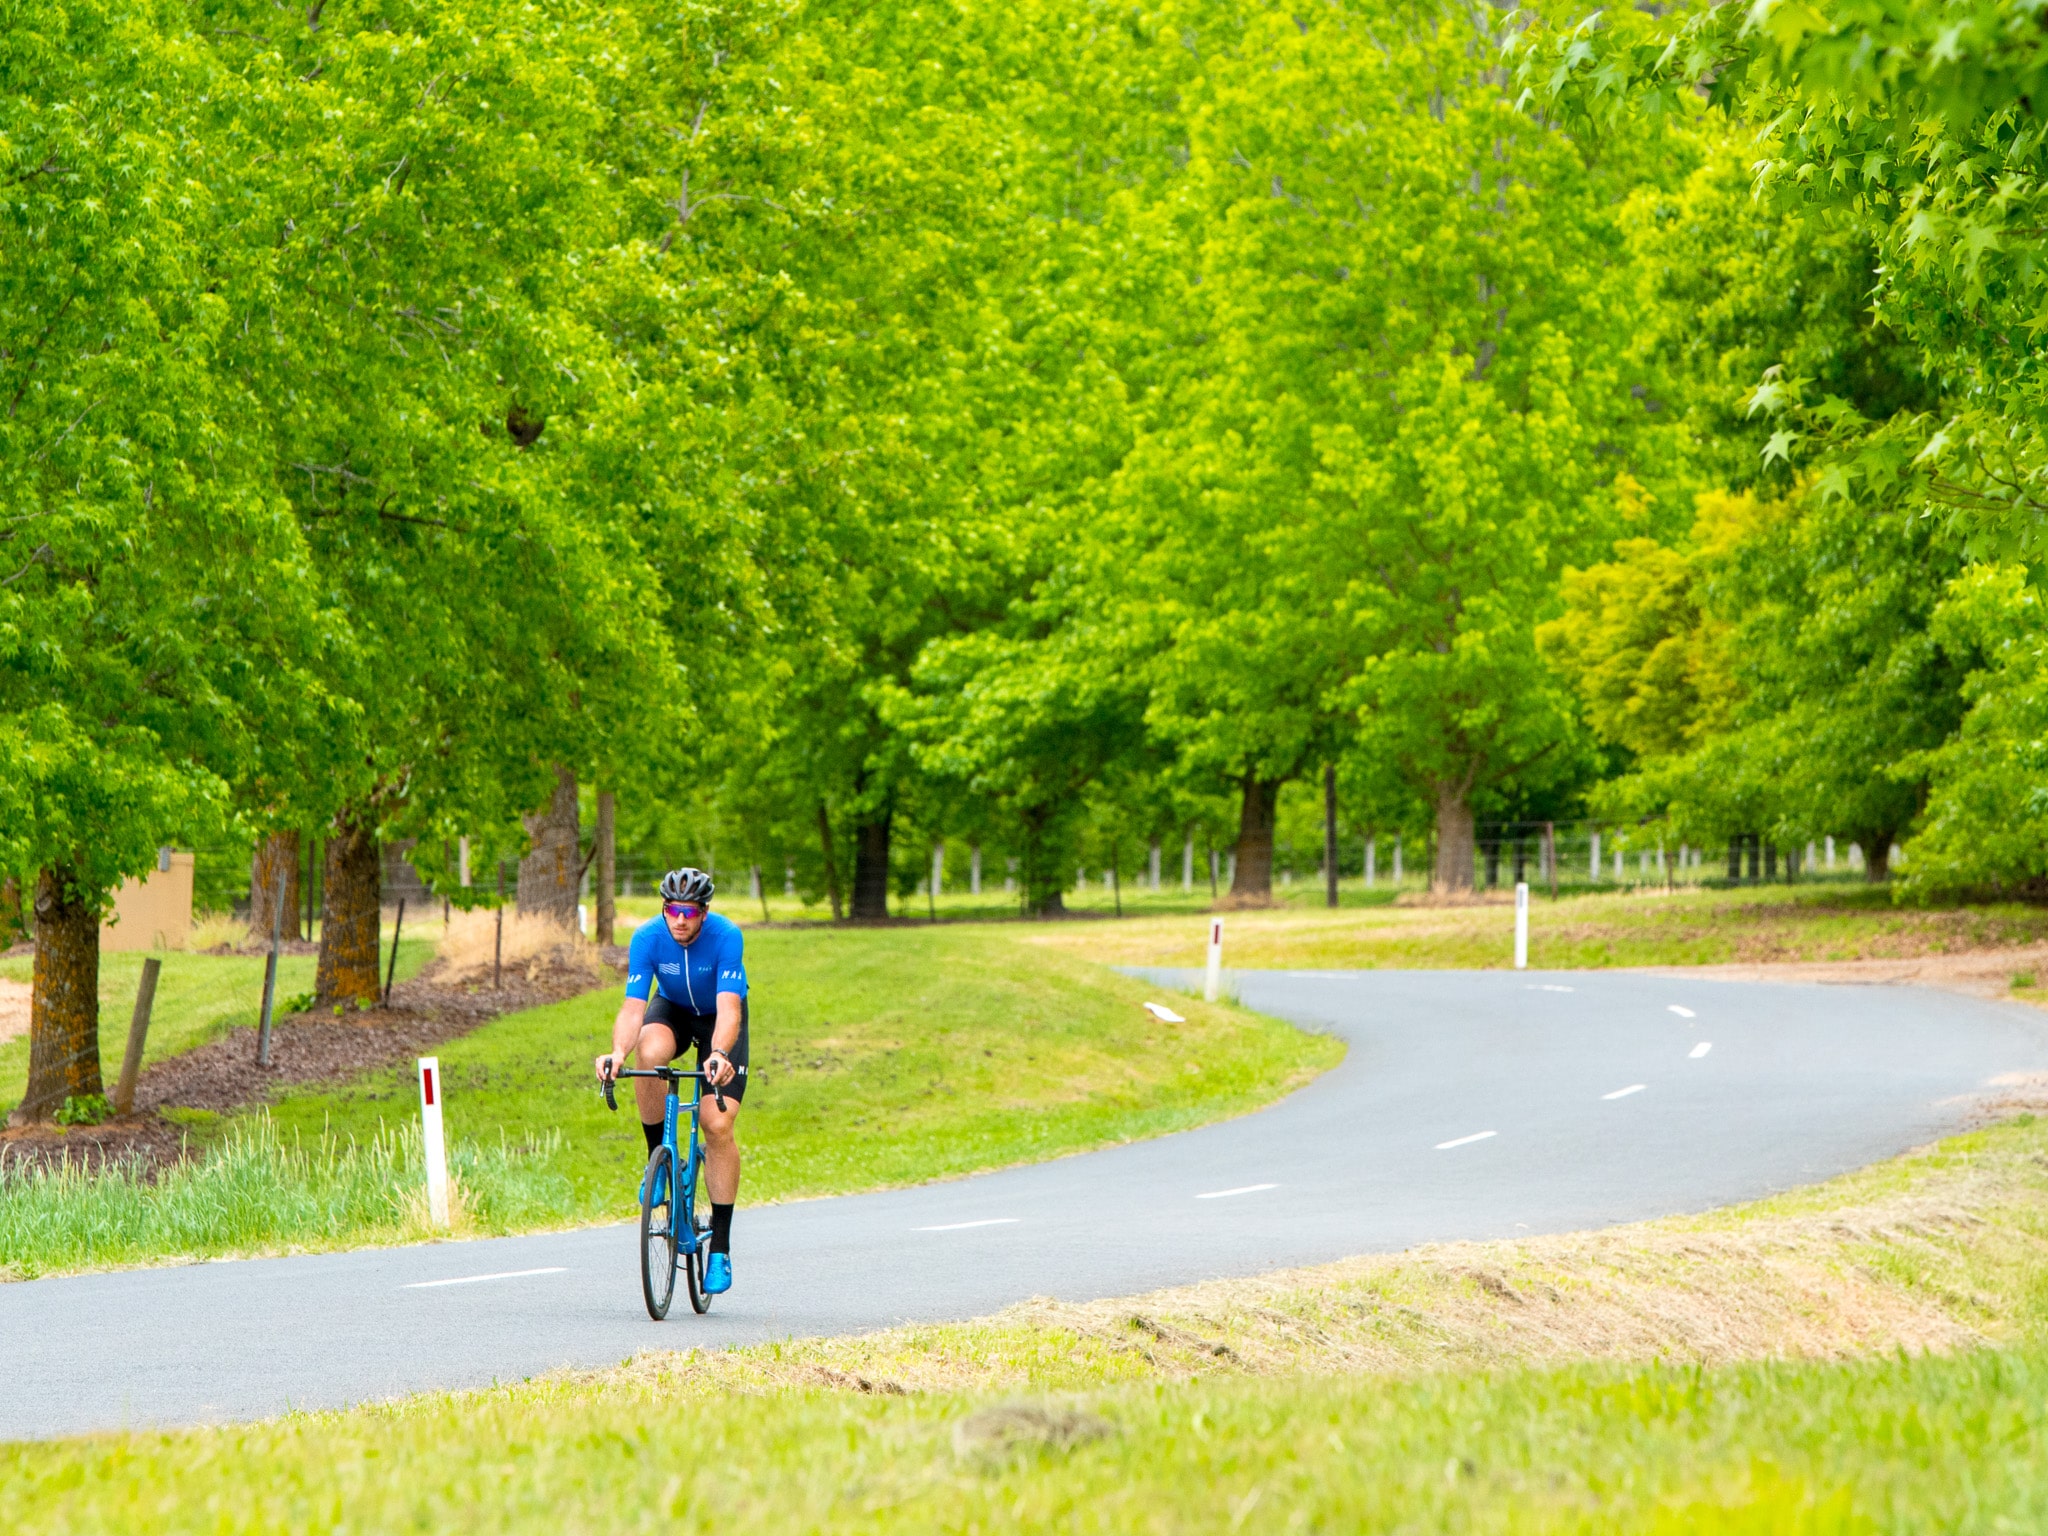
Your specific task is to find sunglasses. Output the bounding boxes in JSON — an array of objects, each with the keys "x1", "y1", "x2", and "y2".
[{"x1": 663, "y1": 901, "x2": 708, "y2": 920}]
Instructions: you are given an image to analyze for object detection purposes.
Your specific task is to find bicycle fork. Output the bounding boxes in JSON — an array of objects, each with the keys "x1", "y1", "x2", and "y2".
[{"x1": 663, "y1": 1081, "x2": 703, "y2": 1256}]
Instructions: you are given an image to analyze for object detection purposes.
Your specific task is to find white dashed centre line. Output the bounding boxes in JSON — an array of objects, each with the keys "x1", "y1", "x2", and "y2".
[
  {"x1": 914, "y1": 1218, "x2": 1021, "y2": 1232},
  {"x1": 1435, "y1": 1131, "x2": 1498, "y2": 1150},
  {"x1": 1528, "y1": 984, "x2": 1575, "y2": 993},
  {"x1": 1196, "y1": 1183, "x2": 1278, "y2": 1200},
  {"x1": 1668, "y1": 1005, "x2": 1697, "y2": 1019},
  {"x1": 1603, "y1": 1084, "x2": 1647, "y2": 1100},
  {"x1": 402, "y1": 1267, "x2": 566, "y2": 1290},
  {"x1": 1690, "y1": 1041, "x2": 1713, "y2": 1059}
]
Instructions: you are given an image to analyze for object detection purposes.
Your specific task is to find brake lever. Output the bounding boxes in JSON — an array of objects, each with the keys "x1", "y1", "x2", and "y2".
[{"x1": 600, "y1": 1067, "x2": 617, "y2": 1113}]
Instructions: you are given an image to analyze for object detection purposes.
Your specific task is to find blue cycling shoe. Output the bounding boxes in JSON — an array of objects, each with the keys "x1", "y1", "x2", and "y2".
[{"x1": 705, "y1": 1252, "x2": 732, "y2": 1294}]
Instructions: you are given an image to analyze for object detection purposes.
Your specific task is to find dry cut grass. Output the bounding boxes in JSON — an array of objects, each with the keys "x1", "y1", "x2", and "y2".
[{"x1": 435, "y1": 907, "x2": 606, "y2": 987}]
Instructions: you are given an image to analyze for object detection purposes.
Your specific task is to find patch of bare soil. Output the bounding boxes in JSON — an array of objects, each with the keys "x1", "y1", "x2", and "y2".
[
  {"x1": 1632, "y1": 939, "x2": 2048, "y2": 1000},
  {"x1": 0, "y1": 950, "x2": 618, "y2": 1180}
]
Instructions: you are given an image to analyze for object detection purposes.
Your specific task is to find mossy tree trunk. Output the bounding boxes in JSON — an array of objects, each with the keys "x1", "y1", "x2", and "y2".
[
  {"x1": 315, "y1": 807, "x2": 383, "y2": 1007},
  {"x1": 518, "y1": 765, "x2": 580, "y2": 929},
  {"x1": 250, "y1": 830, "x2": 301, "y2": 942},
  {"x1": 594, "y1": 789, "x2": 616, "y2": 945},
  {"x1": 12, "y1": 867, "x2": 101, "y2": 1124}
]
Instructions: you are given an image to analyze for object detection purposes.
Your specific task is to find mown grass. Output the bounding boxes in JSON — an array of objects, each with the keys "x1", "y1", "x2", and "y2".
[
  {"x1": 261, "y1": 924, "x2": 1338, "y2": 1223},
  {"x1": 0, "y1": 925, "x2": 1335, "y2": 1276},
  {"x1": 10, "y1": 1347, "x2": 2042, "y2": 1533},
  {"x1": 1022, "y1": 881, "x2": 2048, "y2": 971},
  {"x1": 0, "y1": 936, "x2": 436, "y2": 1122}
]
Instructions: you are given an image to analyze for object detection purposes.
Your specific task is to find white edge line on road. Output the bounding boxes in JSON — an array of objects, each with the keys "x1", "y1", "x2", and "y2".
[
  {"x1": 1195, "y1": 1183, "x2": 1278, "y2": 1200},
  {"x1": 1528, "y1": 984, "x2": 1574, "y2": 992},
  {"x1": 1668, "y1": 1005, "x2": 1697, "y2": 1018},
  {"x1": 1435, "y1": 1131, "x2": 1498, "y2": 1150},
  {"x1": 402, "y1": 1267, "x2": 566, "y2": 1290},
  {"x1": 1690, "y1": 1041, "x2": 1713, "y2": 1059},
  {"x1": 915, "y1": 1218, "x2": 1021, "y2": 1232},
  {"x1": 1603, "y1": 1084, "x2": 1647, "y2": 1100}
]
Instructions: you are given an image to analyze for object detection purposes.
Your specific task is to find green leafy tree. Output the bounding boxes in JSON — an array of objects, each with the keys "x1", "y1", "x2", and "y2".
[{"x1": 2, "y1": 3, "x2": 326, "y2": 1119}]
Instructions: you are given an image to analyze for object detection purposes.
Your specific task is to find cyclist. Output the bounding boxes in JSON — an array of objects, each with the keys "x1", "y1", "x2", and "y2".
[{"x1": 595, "y1": 867, "x2": 748, "y2": 1294}]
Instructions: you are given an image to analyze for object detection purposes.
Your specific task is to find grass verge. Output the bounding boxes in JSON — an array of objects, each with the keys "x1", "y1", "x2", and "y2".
[
  {"x1": 1, "y1": 925, "x2": 1337, "y2": 1275},
  {"x1": 6, "y1": 1113, "x2": 2046, "y2": 1530}
]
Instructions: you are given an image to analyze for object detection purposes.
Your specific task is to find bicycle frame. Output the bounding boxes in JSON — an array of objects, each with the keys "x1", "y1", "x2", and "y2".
[{"x1": 605, "y1": 1064, "x2": 727, "y2": 1255}]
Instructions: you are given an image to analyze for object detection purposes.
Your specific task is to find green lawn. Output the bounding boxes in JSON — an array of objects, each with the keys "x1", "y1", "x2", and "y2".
[
  {"x1": 0, "y1": 936, "x2": 436, "y2": 1121},
  {"x1": 263, "y1": 923, "x2": 1338, "y2": 1220}
]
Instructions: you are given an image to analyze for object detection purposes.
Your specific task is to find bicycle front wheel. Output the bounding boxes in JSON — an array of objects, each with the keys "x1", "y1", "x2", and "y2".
[
  {"x1": 640, "y1": 1145, "x2": 678, "y2": 1320},
  {"x1": 682, "y1": 1149, "x2": 711, "y2": 1314}
]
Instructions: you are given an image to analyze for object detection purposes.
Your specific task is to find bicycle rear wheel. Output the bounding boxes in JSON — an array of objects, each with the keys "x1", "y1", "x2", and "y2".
[
  {"x1": 682, "y1": 1148, "x2": 712, "y2": 1314},
  {"x1": 640, "y1": 1145, "x2": 678, "y2": 1320}
]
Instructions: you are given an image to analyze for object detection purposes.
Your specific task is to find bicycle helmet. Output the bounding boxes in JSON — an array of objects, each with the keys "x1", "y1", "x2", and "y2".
[{"x1": 658, "y1": 867, "x2": 716, "y2": 906}]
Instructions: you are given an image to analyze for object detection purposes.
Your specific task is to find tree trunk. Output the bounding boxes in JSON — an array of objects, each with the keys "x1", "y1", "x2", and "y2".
[
  {"x1": 850, "y1": 812, "x2": 892, "y2": 920},
  {"x1": 518, "y1": 765, "x2": 580, "y2": 928},
  {"x1": 1431, "y1": 782, "x2": 1477, "y2": 893},
  {"x1": 315, "y1": 807, "x2": 383, "y2": 1008},
  {"x1": 818, "y1": 803, "x2": 844, "y2": 921},
  {"x1": 1020, "y1": 811, "x2": 1066, "y2": 917},
  {"x1": 1228, "y1": 773, "x2": 1280, "y2": 901},
  {"x1": 12, "y1": 866, "x2": 103, "y2": 1123},
  {"x1": 1858, "y1": 829, "x2": 1895, "y2": 882},
  {"x1": 594, "y1": 790, "x2": 617, "y2": 945},
  {"x1": 1323, "y1": 763, "x2": 1340, "y2": 909},
  {"x1": 250, "y1": 831, "x2": 301, "y2": 942},
  {"x1": 0, "y1": 874, "x2": 21, "y2": 943}
]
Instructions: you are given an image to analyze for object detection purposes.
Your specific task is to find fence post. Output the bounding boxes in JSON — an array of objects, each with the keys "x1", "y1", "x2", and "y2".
[
  {"x1": 1514, "y1": 882, "x2": 1529, "y2": 970},
  {"x1": 113, "y1": 957, "x2": 161, "y2": 1115},
  {"x1": 418, "y1": 1056, "x2": 450, "y2": 1228},
  {"x1": 256, "y1": 866, "x2": 286, "y2": 1065},
  {"x1": 1204, "y1": 917, "x2": 1224, "y2": 1002},
  {"x1": 383, "y1": 897, "x2": 406, "y2": 1007}
]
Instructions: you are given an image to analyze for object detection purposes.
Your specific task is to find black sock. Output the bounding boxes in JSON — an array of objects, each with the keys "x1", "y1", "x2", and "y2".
[
  {"x1": 711, "y1": 1202, "x2": 734, "y2": 1255},
  {"x1": 642, "y1": 1120, "x2": 663, "y2": 1155}
]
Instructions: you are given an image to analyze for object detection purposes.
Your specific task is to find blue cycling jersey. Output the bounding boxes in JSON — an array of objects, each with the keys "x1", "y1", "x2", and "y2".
[{"x1": 624, "y1": 912, "x2": 748, "y2": 1013}]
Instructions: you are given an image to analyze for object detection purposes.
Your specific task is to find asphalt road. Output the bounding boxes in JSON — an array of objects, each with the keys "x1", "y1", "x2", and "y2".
[{"x1": 6, "y1": 969, "x2": 2045, "y2": 1441}]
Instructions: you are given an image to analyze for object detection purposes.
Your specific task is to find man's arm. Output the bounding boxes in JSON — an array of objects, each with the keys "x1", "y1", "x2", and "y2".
[
  {"x1": 597, "y1": 995, "x2": 649, "y2": 1079},
  {"x1": 709, "y1": 991, "x2": 742, "y2": 1059}
]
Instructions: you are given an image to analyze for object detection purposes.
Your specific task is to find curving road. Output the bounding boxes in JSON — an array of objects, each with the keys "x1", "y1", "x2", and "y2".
[{"x1": 5, "y1": 969, "x2": 2045, "y2": 1441}]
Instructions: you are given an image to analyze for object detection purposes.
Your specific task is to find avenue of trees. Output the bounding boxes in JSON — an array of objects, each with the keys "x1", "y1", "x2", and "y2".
[{"x1": 7, "y1": 0, "x2": 2048, "y2": 1120}]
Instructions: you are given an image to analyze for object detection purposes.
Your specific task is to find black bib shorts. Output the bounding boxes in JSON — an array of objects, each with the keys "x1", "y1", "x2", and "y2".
[{"x1": 642, "y1": 991, "x2": 750, "y2": 1103}]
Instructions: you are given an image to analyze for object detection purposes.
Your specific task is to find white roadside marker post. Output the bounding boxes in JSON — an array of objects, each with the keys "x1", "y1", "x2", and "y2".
[
  {"x1": 1514, "y1": 882, "x2": 1529, "y2": 970},
  {"x1": 418, "y1": 1056, "x2": 450, "y2": 1228},
  {"x1": 1204, "y1": 917, "x2": 1224, "y2": 1002}
]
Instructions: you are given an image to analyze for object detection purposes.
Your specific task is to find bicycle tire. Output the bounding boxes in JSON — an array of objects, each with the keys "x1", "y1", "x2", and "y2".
[
  {"x1": 640, "y1": 1145, "x2": 678, "y2": 1320},
  {"x1": 682, "y1": 1148, "x2": 712, "y2": 1314}
]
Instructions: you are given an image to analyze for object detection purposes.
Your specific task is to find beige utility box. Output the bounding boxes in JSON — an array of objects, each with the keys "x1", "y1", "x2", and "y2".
[{"x1": 101, "y1": 849, "x2": 194, "y2": 952}]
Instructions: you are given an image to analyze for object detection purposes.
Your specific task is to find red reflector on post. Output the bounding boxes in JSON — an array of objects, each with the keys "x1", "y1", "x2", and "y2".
[{"x1": 422, "y1": 1066, "x2": 436, "y2": 1106}]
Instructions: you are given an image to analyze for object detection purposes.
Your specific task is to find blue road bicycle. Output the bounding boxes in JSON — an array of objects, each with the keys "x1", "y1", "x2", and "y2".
[{"x1": 601, "y1": 1063, "x2": 727, "y2": 1319}]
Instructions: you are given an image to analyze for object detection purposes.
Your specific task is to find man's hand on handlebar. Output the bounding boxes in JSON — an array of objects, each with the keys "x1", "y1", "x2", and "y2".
[
  {"x1": 704, "y1": 1049, "x2": 735, "y2": 1089},
  {"x1": 595, "y1": 1052, "x2": 621, "y2": 1084}
]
